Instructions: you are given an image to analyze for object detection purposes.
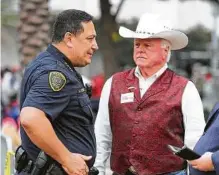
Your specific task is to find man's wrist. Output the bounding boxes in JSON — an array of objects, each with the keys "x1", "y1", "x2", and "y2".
[{"x1": 54, "y1": 146, "x2": 71, "y2": 166}]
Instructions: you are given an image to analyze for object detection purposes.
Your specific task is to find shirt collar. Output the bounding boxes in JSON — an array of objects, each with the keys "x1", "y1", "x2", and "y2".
[
  {"x1": 134, "y1": 63, "x2": 168, "y2": 79},
  {"x1": 46, "y1": 44, "x2": 75, "y2": 71}
]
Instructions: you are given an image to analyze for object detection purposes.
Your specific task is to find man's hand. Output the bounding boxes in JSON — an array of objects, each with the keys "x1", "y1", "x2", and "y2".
[
  {"x1": 62, "y1": 153, "x2": 92, "y2": 175},
  {"x1": 188, "y1": 152, "x2": 214, "y2": 172}
]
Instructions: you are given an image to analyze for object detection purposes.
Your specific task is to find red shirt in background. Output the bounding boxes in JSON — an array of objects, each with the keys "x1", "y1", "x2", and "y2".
[{"x1": 91, "y1": 74, "x2": 104, "y2": 98}]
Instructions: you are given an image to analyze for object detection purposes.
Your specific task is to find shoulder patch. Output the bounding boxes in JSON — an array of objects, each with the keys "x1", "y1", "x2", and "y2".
[{"x1": 49, "y1": 71, "x2": 66, "y2": 91}]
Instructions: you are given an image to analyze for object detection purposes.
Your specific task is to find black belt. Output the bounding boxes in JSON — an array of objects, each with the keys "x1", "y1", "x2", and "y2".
[
  {"x1": 20, "y1": 163, "x2": 99, "y2": 175},
  {"x1": 22, "y1": 160, "x2": 34, "y2": 174},
  {"x1": 20, "y1": 164, "x2": 99, "y2": 175},
  {"x1": 44, "y1": 163, "x2": 66, "y2": 175},
  {"x1": 15, "y1": 147, "x2": 99, "y2": 175},
  {"x1": 18, "y1": 163, "x2": 65, "y2": 175}
]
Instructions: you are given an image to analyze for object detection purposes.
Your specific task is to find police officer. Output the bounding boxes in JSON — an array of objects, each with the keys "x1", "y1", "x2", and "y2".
[{"x1": 17, "y1": 9, "x2": 98, "y2": 175}]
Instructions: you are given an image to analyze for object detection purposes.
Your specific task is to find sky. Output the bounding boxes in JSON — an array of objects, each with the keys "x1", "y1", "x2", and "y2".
[{"x1": 49, "y1": 0, "x2": 219, "y2": 35}]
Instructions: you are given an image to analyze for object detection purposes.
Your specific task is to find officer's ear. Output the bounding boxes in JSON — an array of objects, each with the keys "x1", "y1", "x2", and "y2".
[{"x1": 64, "y1": 32, "x2": 74, "y2": 48}]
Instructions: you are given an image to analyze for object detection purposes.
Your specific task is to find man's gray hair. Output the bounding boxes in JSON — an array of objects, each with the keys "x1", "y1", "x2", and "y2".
[{"x1": 161, "y1": 39, "x2": 171, "y2": 62}]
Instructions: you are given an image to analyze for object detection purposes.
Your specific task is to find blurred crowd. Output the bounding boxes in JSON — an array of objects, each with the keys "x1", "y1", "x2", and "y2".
[
  {"x1": 188, "y1": 62, "x2": 219, "y2": 120},
  {"x1": 1, "y1": 66, "x2": 22, "y2": 151}
]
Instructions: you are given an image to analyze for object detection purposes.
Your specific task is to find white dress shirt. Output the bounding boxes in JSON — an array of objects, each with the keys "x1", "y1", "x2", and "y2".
[{"x1": 94, "y1": 64, "x2": 205, "y2": 175}]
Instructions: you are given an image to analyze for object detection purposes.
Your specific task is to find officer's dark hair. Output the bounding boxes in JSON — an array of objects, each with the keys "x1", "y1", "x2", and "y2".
[{"x1": 51, "y1": 9, "x2": 93, "y2": 43}]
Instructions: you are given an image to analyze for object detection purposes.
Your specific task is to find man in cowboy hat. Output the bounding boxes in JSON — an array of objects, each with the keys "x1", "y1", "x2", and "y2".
[{"x1": 94, "y1": 13, "x2": 205, "y2": 175}]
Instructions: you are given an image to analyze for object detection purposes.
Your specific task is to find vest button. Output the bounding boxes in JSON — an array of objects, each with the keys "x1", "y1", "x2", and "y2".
[
  {"x1": 134, "y1": 121, "x2": 139, "y2": 124},
  {"x1": 137, "y1": 107, "x2": 142, "y2": 111},
  {"x1": 132, "y1": 133, "x2": 136, "y2": 137},
  {"x1": 131, "y1": 147, "x2": 135, "y2": 151}
]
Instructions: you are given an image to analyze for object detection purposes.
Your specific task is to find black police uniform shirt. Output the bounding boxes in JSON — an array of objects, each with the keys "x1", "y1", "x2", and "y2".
[{"x1": 19, "y1": 44, "x2": 96, "y2": 168}]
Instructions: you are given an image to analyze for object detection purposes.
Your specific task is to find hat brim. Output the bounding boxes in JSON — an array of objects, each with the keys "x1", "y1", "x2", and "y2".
[{"x1": 119, "y1": 26, "x2": 188, "y2": 50}]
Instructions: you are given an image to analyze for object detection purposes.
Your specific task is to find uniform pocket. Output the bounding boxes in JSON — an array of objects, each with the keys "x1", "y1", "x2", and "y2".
[{"x1": 77, "y1": 92, "x2": 95, "y2": 123}]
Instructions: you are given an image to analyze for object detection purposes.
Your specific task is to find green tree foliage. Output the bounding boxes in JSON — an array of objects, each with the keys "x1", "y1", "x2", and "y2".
[
  {"x1": 185, "y1": 25, "x2": 211, "y2": 51},
  {"x1": 1, "y1": 0, "x2": 18, "y2": 25}
]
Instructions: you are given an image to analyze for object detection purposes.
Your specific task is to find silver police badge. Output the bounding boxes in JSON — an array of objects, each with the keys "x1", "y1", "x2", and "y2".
[{"x1": 49, "y1": 71, "x2": 66, "y2": 91}]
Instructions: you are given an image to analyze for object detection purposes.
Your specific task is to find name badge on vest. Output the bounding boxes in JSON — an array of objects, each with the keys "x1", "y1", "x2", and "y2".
[{"x1": 121, "y1": 92, "x2": 134, "y2": 103}]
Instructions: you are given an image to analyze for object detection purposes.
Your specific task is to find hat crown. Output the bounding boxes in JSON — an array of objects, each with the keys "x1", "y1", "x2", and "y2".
[
  {"x1": 118, "y1": 12, "x2": 188, "y2": 50},
  {"x1": 136, "y1": 13, "x2": 173, "y2": 35}
]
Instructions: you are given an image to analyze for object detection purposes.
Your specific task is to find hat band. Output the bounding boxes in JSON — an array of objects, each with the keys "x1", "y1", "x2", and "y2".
[
  {"x1": 136, "y1": 31, "x2": 155, "y2": 35},
  {"x1": 136, "y1": 26, "x2": 173, "y2": 35}
]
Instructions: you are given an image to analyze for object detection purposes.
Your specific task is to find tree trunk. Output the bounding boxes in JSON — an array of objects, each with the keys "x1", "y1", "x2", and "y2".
[
  {"x1": 18, "y1": 0, "x2": 50, "y2": 66},
  {"x1": 99, "y1": 0, "x2": 125, "y2": 79}
]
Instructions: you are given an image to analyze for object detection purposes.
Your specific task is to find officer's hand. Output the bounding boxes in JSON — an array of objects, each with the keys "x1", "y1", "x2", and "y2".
[{"x1": 62, "y1": 153, "x2": 92, "y2": 175}]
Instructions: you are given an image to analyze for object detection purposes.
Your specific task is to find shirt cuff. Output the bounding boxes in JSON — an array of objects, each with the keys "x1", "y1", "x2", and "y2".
[{"x1": 212, "y1": 151, "x2": 219, "y2": 174}]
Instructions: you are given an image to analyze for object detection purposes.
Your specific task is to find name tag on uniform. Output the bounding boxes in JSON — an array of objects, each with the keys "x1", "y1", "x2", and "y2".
[
  {"x1": 78, "y1": 88, "x2": 86, "y2": 93},
  {"x1": 121, "y1": 92, "x2": 134, "y2": 103}
]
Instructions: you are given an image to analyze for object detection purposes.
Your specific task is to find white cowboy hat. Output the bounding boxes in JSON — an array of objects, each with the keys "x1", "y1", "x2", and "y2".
[{"x1": 119, "y1": 13, "x2": 188, "y2": 50}]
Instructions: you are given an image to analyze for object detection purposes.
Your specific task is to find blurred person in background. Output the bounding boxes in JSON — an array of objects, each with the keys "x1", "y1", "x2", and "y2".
[
  {"x1": 1, "y1": 66, "x2": 21, "y2": 111},
  {"x1": 189, "y1": 102, "x2": 219, "y2": 175},
  {"x1": 91, "y1": 74, "x2": 105, "y2": 114},
  {"x1": 202, "y1": 70, "x2": 219, "y2": 121},
  {"x1": 1, "y1": 67, "x2": 15, "y2": 106},
  {"x1": 191, "y1": 63, "x2": 205, "y2": 99},
  {"x1": 1, "y1": 117, "x2": 21, "y2": 151},
  {"x1": 1, "y1": 66, "x2": 21, "y2": 151},
  {"x1": 16, "y1": 9, "x2": 98, "y2": 175},
  {"x1": 94, "y1": 13, "x2": 205, "y2": 175}
]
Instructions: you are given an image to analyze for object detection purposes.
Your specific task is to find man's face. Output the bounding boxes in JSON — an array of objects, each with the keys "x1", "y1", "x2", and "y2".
[
  {"x1": 68, "y1": 21, "x2": 98, "y2": 67},
  {"x1": 133, "y1": 38, "x2": 168, "y2": 69}
]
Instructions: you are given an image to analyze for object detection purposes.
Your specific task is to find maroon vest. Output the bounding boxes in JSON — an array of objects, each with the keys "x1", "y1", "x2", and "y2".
[{"x1": 109, "y1": 68, "x2": 188, "y2": 175}]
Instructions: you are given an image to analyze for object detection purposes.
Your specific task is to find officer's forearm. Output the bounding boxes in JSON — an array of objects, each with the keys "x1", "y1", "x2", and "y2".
[{"x1": 20, "y1": 107, "x2": 70, "y2": 166}]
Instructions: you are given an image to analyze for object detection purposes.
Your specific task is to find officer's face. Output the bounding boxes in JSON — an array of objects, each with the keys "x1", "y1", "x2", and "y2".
[{"x1": 68, "y1": 21, "x2": 98, "y2": 67}]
